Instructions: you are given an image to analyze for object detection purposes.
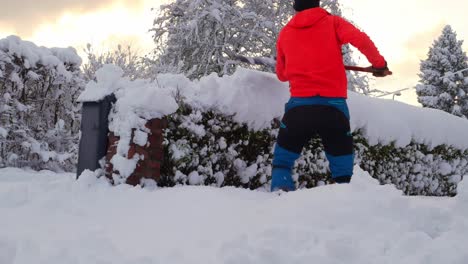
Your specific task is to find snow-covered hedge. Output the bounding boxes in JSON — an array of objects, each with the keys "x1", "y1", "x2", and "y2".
[
  {"x1": 0, "y1": 36, "x2": 84, "y2": 171},
  {"x1": 81, "y1": 65, "x2": 468, "y2": 196},
  {"x1": 162, "y1": 106, "x2": 468, "y2": 196}
]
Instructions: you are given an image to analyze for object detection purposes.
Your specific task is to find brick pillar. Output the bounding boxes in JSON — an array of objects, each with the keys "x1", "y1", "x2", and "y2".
[{"x1": 105, "y1": 118, "x2": 167, "y2": 186}]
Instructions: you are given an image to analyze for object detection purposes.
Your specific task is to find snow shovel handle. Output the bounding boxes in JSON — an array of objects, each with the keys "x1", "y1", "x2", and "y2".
[
  {"x1": 344, "y1": 65, "x2": 393, "y2": 76},
  {"x1": 229, "y1": 54, "x2": 393, "y2": 76}
]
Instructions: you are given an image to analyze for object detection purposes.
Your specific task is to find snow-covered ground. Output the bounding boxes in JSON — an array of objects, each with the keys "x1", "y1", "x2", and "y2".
[{"x1": 0, "y1": 167, "x2": 467, "y2": 264}]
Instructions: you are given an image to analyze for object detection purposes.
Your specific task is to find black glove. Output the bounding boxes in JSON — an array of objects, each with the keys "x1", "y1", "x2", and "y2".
[{"x1": 372, "y1": 62, "x2": 391, "y2": 77}]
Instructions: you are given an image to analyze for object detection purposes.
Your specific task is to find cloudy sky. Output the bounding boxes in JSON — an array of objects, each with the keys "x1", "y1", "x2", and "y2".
[{"x1": 0, "y1": 0, "x2": 467, "y2": 105}]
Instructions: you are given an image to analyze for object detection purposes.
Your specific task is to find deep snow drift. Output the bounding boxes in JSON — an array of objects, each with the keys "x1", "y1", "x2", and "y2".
[{"x1": 0, "y1": 168, "x2": 467, "y2": 264}]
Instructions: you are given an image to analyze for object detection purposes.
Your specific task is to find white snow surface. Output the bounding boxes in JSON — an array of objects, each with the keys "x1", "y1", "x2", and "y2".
[{"x1": 0, "y1": 167, "x2": 467, "y2": 264}]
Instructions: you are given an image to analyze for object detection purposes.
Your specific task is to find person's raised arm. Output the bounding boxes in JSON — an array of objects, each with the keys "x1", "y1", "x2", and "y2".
[{"x1": 334, "y1": 16, "x2": 388, "y2": 75}]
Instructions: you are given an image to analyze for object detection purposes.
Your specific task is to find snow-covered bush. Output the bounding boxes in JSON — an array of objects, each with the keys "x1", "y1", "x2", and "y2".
[
  {"x1": 357, "y1": 138, "x2": 467, "y2": 196},
  {"x1": 0, "y1": 36, "x2": 84, "y2": 171},
  {"x1": 161, "y1": 105, "x2": 467, "y2": 196},
  {"x1": 83, "y1": 65, "x2": 468, "y2": 196},
  {"x1": 161, "y1": 105, "x2": 276, "y2": 189}
]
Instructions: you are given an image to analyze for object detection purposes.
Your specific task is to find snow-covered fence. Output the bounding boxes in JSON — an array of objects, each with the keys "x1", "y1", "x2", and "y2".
[
  {"x1": 79, "y1": 65, "x2": 468, "y2": 196},
  {"x1": 0, "y1": 36, "x2": 84, "y2": 171}
]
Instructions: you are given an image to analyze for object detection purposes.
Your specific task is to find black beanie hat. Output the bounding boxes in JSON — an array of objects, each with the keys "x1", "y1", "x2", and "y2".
[{"x1": 293, "y1": 0, "x2": 320, "y2": 12}]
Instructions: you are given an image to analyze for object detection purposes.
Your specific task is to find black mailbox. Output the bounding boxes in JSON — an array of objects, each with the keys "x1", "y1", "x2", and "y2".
[{"x1": 77, "y1": 94, "x2": 116, "y2": 178}]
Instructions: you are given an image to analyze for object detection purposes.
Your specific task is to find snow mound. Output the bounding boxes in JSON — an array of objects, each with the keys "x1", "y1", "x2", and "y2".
[
  {"x1": 1, "y1": 167, "x2": 467, "y2": 264},
  {"x1": 154, "y1": 68, "x2": 289, "y2": 130},
  {"x1": 77, "y1": 64, "x2": 124, "y2": 102},
  {"x1": 194, "y1": 69, "x2": 289, "y2": 130}
]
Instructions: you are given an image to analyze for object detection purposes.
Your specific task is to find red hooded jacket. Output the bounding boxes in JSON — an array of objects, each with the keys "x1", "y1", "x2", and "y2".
[{"x1": 276, "y1": 8, "x2": 386, "y2": 98}]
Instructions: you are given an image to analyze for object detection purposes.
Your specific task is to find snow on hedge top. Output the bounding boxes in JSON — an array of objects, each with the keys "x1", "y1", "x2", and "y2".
[
  {"x1": 80, "y1": 66, "x2": 468, "y2": 150},
  {"x1": 0, "y1": 35, "x2": 82, "y2": 70},
  {"x1": 161, "y1": 68, "x2": 468, "y2": 150},
  {"x1": 349, "y1": 93, "x2": 468, "y2": 148},
  {"x1": 157, "y1": 68, "x2": 289, "y2": 130}
]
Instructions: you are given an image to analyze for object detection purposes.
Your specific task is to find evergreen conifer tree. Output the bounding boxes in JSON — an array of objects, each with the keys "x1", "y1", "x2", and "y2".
[{"x1": 416, "y1": 25, "x2": 468, "y2": 118}]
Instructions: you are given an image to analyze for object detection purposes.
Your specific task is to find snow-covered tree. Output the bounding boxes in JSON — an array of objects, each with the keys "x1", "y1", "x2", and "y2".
[
  {"x1": 151, "y1": 0, "x2": 371, "y2": 93},
  {"x1": 151, "y1": 0, "x2": 259, "y2": 79},
  {"x1": 82, "y1": 44, "x2": 148, "y2": 81},
  {"x1": 0, "y1": 36, "x2": 85, "y2": 170},
  {"x1": 416, "y1": 25, "x2": 468, "y2": 118}
]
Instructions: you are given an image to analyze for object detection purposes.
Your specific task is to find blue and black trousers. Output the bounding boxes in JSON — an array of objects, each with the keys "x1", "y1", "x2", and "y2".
[{"x1": 271, "y1": 97, "x2": 354, "y2": 191}]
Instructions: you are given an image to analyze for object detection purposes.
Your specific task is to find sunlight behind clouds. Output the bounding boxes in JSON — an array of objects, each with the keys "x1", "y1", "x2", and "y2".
[
  {"x1": 0, "y1": 0, "x2": 146, "y2": 36},
  {"x1": 27, "y1": 1, "x2": 159, "y2": 58}
]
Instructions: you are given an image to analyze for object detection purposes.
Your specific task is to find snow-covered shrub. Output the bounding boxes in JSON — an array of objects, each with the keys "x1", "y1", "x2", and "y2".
[
  {"x1": 161, "y1": 104, "x2": 340, "y2": 190},
  {"x1": 357, "y1": 136, "x2": 467, "y2": 196},
  {"x1": 0, "y1": 36, "x2": 84, "y2": 171},
  {"x1": 161, "y1": 104, "x2": 275, "y2": 189},
  {"x1": 82, "y1": 65, "x2": 468, "y2": 196},
  {"x1": 161, "y1": 104, "x2": 467, "y2": 196}
]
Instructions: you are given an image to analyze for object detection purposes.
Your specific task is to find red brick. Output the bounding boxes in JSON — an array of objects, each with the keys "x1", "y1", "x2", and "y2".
[
  {"x1": 151, "y1": 149, "x2": 164, "y2": 161},
  {"x1": 108, "y1": 133, "x2": 120, "y2": 145},
  {"x1": 134, "y1": 163, "x2": 146, "y2": 175},
  {"x1": 126, "y1": 174, "x2": 140, "y2": 186},
  {"x1": 147, "y1": 160, "x2": 161, "y2": 170},
  {"x1": 150, "y1": 129, "x2": 163, "y2": 137},
  {"x1": 146, "y1": 118, "x2": 168, "y2": 130},
  {"x1": 160, "y1": 118, "x2": 168, "y2": 129},
  {"x1": 128, "y1": 145, "x2": 137, "y2": 159},
  {"x1": 105, "y1": 118, "x2": 167, "y2": 186},
  {"x1": 148, "y1": 134, "x2": 163, "y2": 147},
  {"x1": 107, "y1": 145, "x2": 117, "y2": 156},
  {"x1": 135, "y1": 145, "x2": 149, "y2": 159},
  {"x1": 143, "y1": 169, "x2": 160, "y2": 180}
]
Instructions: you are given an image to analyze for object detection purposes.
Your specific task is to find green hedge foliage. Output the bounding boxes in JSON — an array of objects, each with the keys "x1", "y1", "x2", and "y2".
[{"x1": 161, "y1": 103, "x2": 467, "y2": 196}]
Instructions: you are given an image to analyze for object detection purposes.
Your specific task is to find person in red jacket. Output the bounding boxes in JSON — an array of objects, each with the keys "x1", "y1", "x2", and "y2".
[{"x1": 271, "y1": 0, "x2": 390, "y2": 191}]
